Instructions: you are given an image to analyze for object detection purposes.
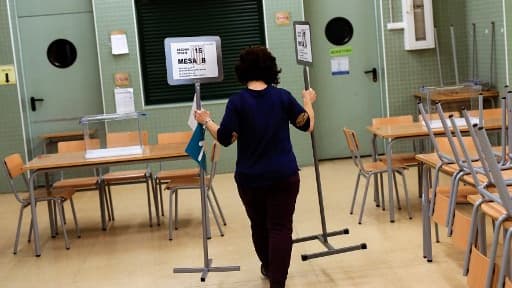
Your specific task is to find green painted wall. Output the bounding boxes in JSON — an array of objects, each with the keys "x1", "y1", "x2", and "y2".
[
  {"x1": 383, "y1": 0, "x2": 508, "y2": 118},
  {"x1": 0, "y1": 1, "x2": 29, "y2": 191},
  {"x1": 507, "y1": 0, "x2": 512, "y2": 86}
]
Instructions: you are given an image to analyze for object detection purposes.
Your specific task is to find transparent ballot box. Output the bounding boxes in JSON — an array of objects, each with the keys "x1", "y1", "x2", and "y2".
[
  {"x1": 79, "y1": 112, "x2": 148, "y2": 159},
  {"x1": 418, "y1": 84, "x2": 483, "y2": 128}
]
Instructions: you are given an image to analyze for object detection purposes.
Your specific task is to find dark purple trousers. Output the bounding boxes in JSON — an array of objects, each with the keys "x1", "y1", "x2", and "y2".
[{"x1": 236, "y1": 173, "x2": 300, "y2": 288}]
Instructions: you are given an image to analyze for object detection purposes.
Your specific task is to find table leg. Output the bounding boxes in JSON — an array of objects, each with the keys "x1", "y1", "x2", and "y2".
[
  {"x1": 371, "y1": 134, "x2": 380, "y2": 207},
  {"x1": 386, "y1": 139, "x2": 395, "y2": 222},
  {"x1": 422, "y1": 163, "x2": 433, "y2": 262}
]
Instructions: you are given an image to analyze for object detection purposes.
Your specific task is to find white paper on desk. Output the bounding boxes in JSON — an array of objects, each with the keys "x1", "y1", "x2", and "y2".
[
  {"x1": 114, "y1": 88, "x2": 135, "y2": 114},
  {"x1": 111, "y1": 34, "x2": 129, "y2": 55}
]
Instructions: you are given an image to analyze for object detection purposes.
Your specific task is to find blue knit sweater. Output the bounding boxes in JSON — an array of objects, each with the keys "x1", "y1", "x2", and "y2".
[{"x1": 217, "y1": 85, "x2": 310, "y2": 187}]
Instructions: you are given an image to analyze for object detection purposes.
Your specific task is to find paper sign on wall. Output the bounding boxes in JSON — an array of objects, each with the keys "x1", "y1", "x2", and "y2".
[
  {"x1": 111, "y1": 31, "x2": 129, "y2": 55},
  {"x1": 331, "y1": 56, "x2": 350, "y2": 76},
  {"x1": 114, "y1": 88, "x2": 135, "y2": 114}
]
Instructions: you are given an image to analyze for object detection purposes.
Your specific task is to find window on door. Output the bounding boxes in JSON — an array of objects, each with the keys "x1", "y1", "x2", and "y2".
[{"x1": 135, "y1": 0, "x2": 266, "y2": 105}]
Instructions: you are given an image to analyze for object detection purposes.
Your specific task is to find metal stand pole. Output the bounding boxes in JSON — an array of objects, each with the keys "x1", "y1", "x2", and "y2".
[
  {"x1": 173, "y1": 81, "x2": 240, "y2": 281},
  {"x1": 292, "y1": 66, "x2": 367, "y2": 261}
]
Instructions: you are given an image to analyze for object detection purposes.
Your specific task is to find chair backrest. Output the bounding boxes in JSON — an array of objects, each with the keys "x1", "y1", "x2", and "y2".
[
  {"x1": 343, "y1": 128, "x2": 364, "y2": 171},
  {"x1": 107, "y1": 131, "x2": 149, "y2": 148},
  {"x1": 57, "y1": 139, "x2": 101, "y2": 153},
  {"x1": 3, "y1": 153, "x2": 27, "y2": 203},
  {"x1": 417, "y1": 101, "x2": 453, "y2": 163},
  {"x1": 372, "y1": 115, "x2": 413, "y2": 127},
  {"x1": 475, "y1": 126, "x2": 512, "y2": 214},
  {"x1": 157, "y1": 131, "x2": 193, "y2": 144}
]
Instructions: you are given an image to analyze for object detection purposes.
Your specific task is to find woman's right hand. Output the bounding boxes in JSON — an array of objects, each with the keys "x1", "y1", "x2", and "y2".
[{"x1": 302, "y1": 88, "x2": 317, "y2": 105}]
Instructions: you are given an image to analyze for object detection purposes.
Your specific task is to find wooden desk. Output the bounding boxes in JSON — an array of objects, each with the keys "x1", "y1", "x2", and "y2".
[
  {"x1": 367, "y1": 110, "x2": 503, "y2": 222},
  {"x1": 414, "y1": 89, "x2": 499, "y2": 104},
  {"x1": 24, "y1": 143, "x2": 188, "y2": 256}
]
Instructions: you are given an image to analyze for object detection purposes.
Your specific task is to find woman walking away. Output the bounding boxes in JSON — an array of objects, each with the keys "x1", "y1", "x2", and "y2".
[{"x1": 194, "y1": 46, "x2": 317, "y2": 288}]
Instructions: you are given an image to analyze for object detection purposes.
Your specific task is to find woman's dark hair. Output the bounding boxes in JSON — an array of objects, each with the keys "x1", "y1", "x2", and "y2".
[{"x1": 235, "y1": 46, "x2": 281, "y2": 85}]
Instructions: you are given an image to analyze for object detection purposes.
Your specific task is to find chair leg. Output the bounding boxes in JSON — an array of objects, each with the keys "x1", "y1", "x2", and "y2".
[
  {"x1": 57, "y1": 200, "x2": 70, "y2": 250},
  {"x1": 210, "y1": 186, "x2": 227, "y2": 225},
  {"x1": 104, "y1": 186, "x2": 112, "y2": 221},
  {"x1": 379, "y1": 173, "x2": 385, "y2": 211},
  {"x1": 399, "y1": 170, "x2": 412, "y2": 219},
  {"x1": 498, "y1": 228, "x2": 512, "y2": 288},
  {"x1": 358, "y1": 177, "x2": 372, "y2": 224},
  {"x1": 429, "y1": 164, "x2": 443, "y2": 217},
  {"x1": 145, "y1": 179, "x2": 153, "y2": 227},
  {"x1": 175, "y1": 190, "x2": 179, "y2": 229},
  {"x1": 13, "y1": 206, "x2": 25, "y2": 254},
  {"x1": 158, "y1": 179, "x2": 165, "y2": 216},
  {"x1": 446, "y1": 171, "x2": 465, "y2": 236},
  {"x1": 168, "y1": 189, "x2": 174, "y2": 240},
  {"x1": 434, "y1": 223, "x2": 440, "y2": 243},
  {"x1": 207, "y1": 193, "x2": 224, "y2": 237},
  {"x1": 149, "y1": 176, "x2": 159, "y2": 226},
  {"x1": 463, "y1": 200, "x2": 487, "y2": 275},
  {"x1": 485, "y1": 215, "x2": 508, "y2": 288},
  {"x1": 107, "y1": 185, "x2": 115, "y2": 221},
  {"x1": 393, "y1": 171, "x2": 402, "y2": 210},
  {"x1": 28, "y1": 216, "x2": 33, "y2": 244},
  {"x1": 69, "y1": 198, "x2": 81, "y2": 238},
  {"x1": 350, "y1": 173, "x2": 361, "y2": 215}
]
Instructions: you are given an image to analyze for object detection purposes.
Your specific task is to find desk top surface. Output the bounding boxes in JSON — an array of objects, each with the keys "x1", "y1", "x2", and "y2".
[
  {"x1": 413, "y1": 89, "x2": 499, "y2": 102},
  {"x1": 367, "y1": 111, "x2": 503, "y2": 139},
  {"x1": 25, "y1": 143, "x2": 188, "y2": 171}
]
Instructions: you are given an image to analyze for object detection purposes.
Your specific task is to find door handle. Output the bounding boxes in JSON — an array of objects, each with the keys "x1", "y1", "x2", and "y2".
[
  {"x1": 30, "y1": 96, "x2": 44, "y2": 111},
  {"x1": 364, "y1": 67, "x2": 378, "y2": 82}
]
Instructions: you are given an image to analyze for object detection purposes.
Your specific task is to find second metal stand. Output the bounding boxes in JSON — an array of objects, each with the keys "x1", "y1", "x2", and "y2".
[{"x1": 292, "y1": 66, "x2": 367, "y2": 261}]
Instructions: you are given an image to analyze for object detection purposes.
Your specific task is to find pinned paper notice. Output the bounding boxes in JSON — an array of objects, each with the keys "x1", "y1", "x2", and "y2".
[
  {"x1": 111, "y1": 34, "x2": 129, "y2": 55},
  {"x1": 114, "y1": 88, "x2": 135, "y2": 114},
  {"x1": 331, "y1": 56, "x2": 349, "y2": 76}
]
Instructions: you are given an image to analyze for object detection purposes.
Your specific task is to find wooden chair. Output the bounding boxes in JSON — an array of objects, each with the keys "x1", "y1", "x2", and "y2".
[
  {"x1": 52, "y1": 139, "x2": 113, "y2": 221},
  {"x1": 102, "y1": 131, "x2": 158, "y2": 226},
  {"x1": 372, "y1": 115, "x2": 423, "y2": 201},
  {"x1": 3, "y1": 153, "x2": 80, "y2": 253},
  {"x1": 154, "y1": 131, "x2": 198, "y2": 216},
  {"x1": 165, "y1": 141, "x2": 224, "y2": 240},
  {"x1": 343, "y1": 128, "x2": 412, "y2": 224}
]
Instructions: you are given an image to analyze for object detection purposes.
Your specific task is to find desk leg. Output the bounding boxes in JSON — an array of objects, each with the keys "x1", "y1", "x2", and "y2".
[
  {"x1": 371, "y1": 134, "x2": 380, "y2": 207},
  {"x1": 386, "y1": 139, "x2": 395, "y2": 222},
  {"x1": 422, "y1": 163, "x2": 433, "y2": 262},
  {"x1": 28, "y1": 173, "x2": 41, "y2": 256}
]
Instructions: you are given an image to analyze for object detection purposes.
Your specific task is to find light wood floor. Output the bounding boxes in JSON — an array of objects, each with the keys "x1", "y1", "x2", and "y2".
[{"x1": 0, "y1": 159, "x2": 467, "y2": 287}]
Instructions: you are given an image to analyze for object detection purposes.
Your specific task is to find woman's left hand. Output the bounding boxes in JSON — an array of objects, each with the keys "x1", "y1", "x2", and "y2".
[{"x1": 194, "y1": 109, "x2": 211, "y2": 125}]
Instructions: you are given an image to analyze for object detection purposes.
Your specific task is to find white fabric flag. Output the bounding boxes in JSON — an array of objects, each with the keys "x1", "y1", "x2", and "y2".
[{"x1": 187, "y1": 93, "x2": 198, "y2": 130}]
